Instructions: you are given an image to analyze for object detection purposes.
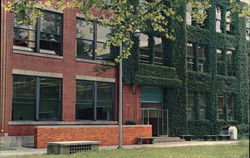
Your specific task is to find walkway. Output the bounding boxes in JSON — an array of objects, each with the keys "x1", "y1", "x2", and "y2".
[{"x1": 0, "y1": 141, "x2": 244, "y2": 157}]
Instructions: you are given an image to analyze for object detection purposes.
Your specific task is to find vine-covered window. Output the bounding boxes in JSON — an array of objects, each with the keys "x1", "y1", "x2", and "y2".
[
  {"x1": 186, "y1": 2, "x2": 192, "y2": 25},
  {"x1": 187, "y1": 43, "x2": 194, "y2": 71},
  {"x1": 217, "y1": 94, "x2": 224, "y2": 120},
  {"x1": 13, "y1": 11, "x2": 63, "y2": 56},
  {"x1": 187, "y1": 91, "x2": 195, "y2": 120},
  {"x1": 198, "y1": 46, "x2": 206, "y2": 72},
  {"x1": 199, "y1": 94, "x2": 207, "y2": 120},
  {"x1": 76, "y1": 18, "x2": 111, "y2": 60},
  {"x1": 216, "y1": 49, "x2": 224, "y2": 75},
  {"x1": 227, "y1": 94, "x2": 234, "y2": 120},
  {"x1": 76, "y1": 80, "x2": 114, "y2": 121},
  {"x1": 139, "y1": 34, "x2": 163, "y2": 65},
  {"x1": 246, "y1": 21, "x2": 250, "y2": 40},
  {"x1": 216, "y1": 7, "x2": 222, "y2": 32},
  {"x1": 12, "y1": 75, "x2": 62, "y2": 121},
  {"x1": 226, "y1": 11, "x2": 232, "y2": 34},
  {"x1": 227, "y1": 51, "x2": 233, "y2": 76}
]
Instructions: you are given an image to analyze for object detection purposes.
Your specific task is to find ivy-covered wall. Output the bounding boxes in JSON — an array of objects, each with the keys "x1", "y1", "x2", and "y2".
[{"x1": 122, "y1": 0, "x2": 249, "y2": 136}]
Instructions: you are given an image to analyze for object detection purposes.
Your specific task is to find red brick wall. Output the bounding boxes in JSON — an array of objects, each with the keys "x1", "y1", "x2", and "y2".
[
  {"x1": 35, "y1": 125, "x2": 152, "y2": 148},
  {"x1": 123, "y1": 85, "x2": 141, "y2": 124}
]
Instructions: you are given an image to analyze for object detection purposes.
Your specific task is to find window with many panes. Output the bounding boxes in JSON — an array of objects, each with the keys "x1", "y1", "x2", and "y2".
[
  {"x1": 13, "y1": 11, "x2": 62, "y2": 55},
  {"x1": 76, "y1": 19, "x2": 111, "y2": 60},
  {"x1": 187, "y1": 43, "x2": 206, "y2": 72},
  {"x1": 187, "y1": 91, "x2": 195, "y2": 120},
  {"x1": 199, "y1": 94, "x2": 207, "y2": 120},
  {"x1": 76, "y1": 80, "x2": 114, "y2": 120},
  {"x1": 217, "y1": 94, "x2": 224, "y2": 120},
  {"x1": 12, "y1": 75, "x2": 62, "y2": 121},
  {"x1": 139, "y1": 34, "x2": 163, "y2": 65}
]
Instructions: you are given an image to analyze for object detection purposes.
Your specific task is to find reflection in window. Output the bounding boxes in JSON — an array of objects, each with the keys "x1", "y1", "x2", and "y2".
[
  {"x1": 76, "y1": 80, "x2": 114, "y2": 121},
  {"x1": 13, "y1": 11, "x2": 62, "y2": 55},
  {"x1": 12, "y1": 75, "x2": 61, "y2": 121},
  {"x1": 216, "y1": 7, "x2": 222, "y2": 33},
  {"x1": 187, "y1": 43, "x2": 194, "y2": 71},
  {"x1": 246, "y1": 21, "x2": 250, "y2": 40},
  {"x1": 76, "y1": 19, "x2": 111, "y2": 60}
]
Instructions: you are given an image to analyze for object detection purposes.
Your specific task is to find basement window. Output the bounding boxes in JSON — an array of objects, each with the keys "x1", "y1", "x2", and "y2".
[{"x1": 13, "y1": 11, "x2": 62, "y2": 56}]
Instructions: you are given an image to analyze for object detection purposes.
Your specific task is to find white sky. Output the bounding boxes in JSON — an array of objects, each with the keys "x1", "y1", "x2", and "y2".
[{"x1": 240, "y1": 0, "x2": 250, "y2": 4}]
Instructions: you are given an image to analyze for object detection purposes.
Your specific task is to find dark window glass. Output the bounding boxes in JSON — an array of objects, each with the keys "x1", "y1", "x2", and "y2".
[
  {"x1": 227, "y1": 94, "x2": 234, "y2": 120},
  {"x1": 227, "y1": 51, "x2": 233, "y2": 76},
  {"x1": 187, "y1": 43, "x2": 194, "y2": 71},
  {"x1": 199, "y1": 94, "x2": 207, "y2": 120},
  {"x1": 217, "y1": 49, "x2": 224, "y2": 75},
  {"x1": 198, "y1": 46, "x2": 206, "y2": 72},
  {"x1": 217, "y1": 94, "x2": 224, "y2": 120},
  {"x1": 76, "y1": 80, "x2": 114, "y2": 121},
  {"x1": 187, "y1": 91, "x2": 194, "y2": 120},
  {"x1": 12, "y1": 76, "x2": 35, "y2": 120},
  {"x1": 39, "y1": 78, "x2": 61, "y2": 120},
  {"x1": 12, "y1": 75, "x2": 61, "y2": 121},
  {"x1": 76, "y1": 81, "x2": 94, "y2": 120},
  {"x1": 13, "y1": 11, "x2": 62, "y2": 56},
  {"x1": 97, "y1": 83, "x2": 113, "y2": 120}
]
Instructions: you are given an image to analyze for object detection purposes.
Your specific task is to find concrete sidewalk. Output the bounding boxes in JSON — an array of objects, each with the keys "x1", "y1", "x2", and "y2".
[{"x1": 0, "y1": 141, "x2": 245, "y2": 157}]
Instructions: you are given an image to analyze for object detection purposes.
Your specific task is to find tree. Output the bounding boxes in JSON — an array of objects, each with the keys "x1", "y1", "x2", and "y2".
[{"x1": 2, "y1": 0, "x2": 249, "y2": 61}]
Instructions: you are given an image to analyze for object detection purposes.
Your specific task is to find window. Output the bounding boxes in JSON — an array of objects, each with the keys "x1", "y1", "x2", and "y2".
[
  {"x1": 187, "y1": 91, "x2": 194, "y2": 120},
  {"x1": 199, "y1": 94, "x2": 207, "y2": 120},
  {"x1": 227, "y1": 51, "x2": 233, "y2": 76},
  {"x1": 217, "y1": 49, "x2": 224, "y2": 75},
  {"x1": 198, "y1": 46, "x2": 206, "y2": 72},
  {"x1": 12, "y1": 75, "x2": 61, "y2": 121},
  {"x1": 13, "y1": 11, "x2": 62, "y2": 55},
  {"x1": 187, "y1": 43, "x2": 194, "y2": 71},
  {"x1": 76, "y1": 80, "x2": 114, "y2": 120},
  {"x1": 227, "y1": 94, "x2": 234, "y2": 120},
  {"x1": 217, "y1": 94, "x2": 224, "y2": 120},
  {"x1": 186, "y1": 2, "x2": 192, "y2": 25},
  {"x1": 216, "y1": 7, "x2": 222, "y2": 33},
  {"x1": 246, "y1": 21, "x2": 250, "y2": 40},
  {"x1": 139, "y1": 34, "x2": 163, "y2": 65},
  {"x1": 76, "y1": 19, "x2": 111, "y2": 60},
  {"x1": 226, "y1": 11, "x2": 232, "y2": 34}
]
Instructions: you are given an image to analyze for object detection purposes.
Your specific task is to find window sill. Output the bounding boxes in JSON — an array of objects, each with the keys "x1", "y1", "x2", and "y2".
[
  {"x1": 76, "y1": 58, "x2": 115, "y2": 66},
  {"x1": 8, "y1": 120, "x2": 118, "y2": 125},
  {"x1": 13, "y1": 50, "x2": 63, "y2": 60}
]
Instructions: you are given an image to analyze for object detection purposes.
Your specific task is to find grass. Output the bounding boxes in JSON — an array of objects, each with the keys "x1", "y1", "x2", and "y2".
[
  {"x1": 7, "y1": 141, "x2": 249, "y2": 158},
  {"x1": 0, "y1": 147, "x2": 16, "y2": 151}
]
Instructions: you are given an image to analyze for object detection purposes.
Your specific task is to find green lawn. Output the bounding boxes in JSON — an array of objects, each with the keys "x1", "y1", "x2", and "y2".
[{"x1": 8, "y1": 142, "x2": 249, "y2": 158}]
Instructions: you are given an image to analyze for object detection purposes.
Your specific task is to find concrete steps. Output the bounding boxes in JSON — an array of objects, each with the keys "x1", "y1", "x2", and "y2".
[{"x1": 153, "y1": 136, "x2": 185, "y2": 143}]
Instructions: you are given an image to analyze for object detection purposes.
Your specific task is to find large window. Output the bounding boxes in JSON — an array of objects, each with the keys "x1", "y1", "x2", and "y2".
[
  {"x1": 76, "y1": 80, "x2": 114, "y2": 120},
  {"x1": 139, "y1": 34, "x2": 163, "y2": 65},
  {"x1": 13, "y1": 11, "x2": 62, "y2": 55},
  {"x1": 12, "y1": 75, "x2": 62, "y2": 121},
  {"x1": 76, "y1": 19, "x2": 111, "y2": 60},
  {"x1": 217, "y1": 94, "x2": 234, "y2": 120},
  {"x1": 187, "y1": 43, "x2": 206, "y2": 72}
]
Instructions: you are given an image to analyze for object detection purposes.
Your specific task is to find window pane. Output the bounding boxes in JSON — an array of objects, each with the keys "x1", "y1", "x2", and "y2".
[
  {"x1": 12, "y1": 76, "x2": 35, "y2": 120},
  {"x1": 39, "y1": 78, "x2": 61, "y2": 120},
  {"x1": 198, "y1": 46, "x2": 205, "y2": 58},
  {"x1": 96, "y1": 42, "x2": 112, "y2": 60},
  {"x1": 40, "y1": 78, "x2": 60, "y2": 99},
  {"x1": 97, "y1": 24, "x2": 110, "y2": 43},
  {"x1": 40, "y1": 12, "x2": 62, "y2": 55},
  {"x1": 187, "y1": 43, "x2": 193, "y2": 56},
  {"x1": 188, "y1": 92, "x2": 194, "y2": 106},
  {"x1": 77, "y1": 20, "x2": 93, "y2": 40},
  {"x1": 140, "y1": 34, "x2": 150, "y2": 63},
  {"x1": 77, "y1": 39, "x2": 93, "y2": 59},
  {"x1": 97, "y1": 107, "x2": 113, "y2": 120},
  {"x1": 39, "y1": 100, "x2": 60, "y2": 120},
  {"x1": 76, "y1": 81, "x2": 94, "y2": 120},
  {"x1": 97, "y1": 83, "x2": 113, "y2": 102}
]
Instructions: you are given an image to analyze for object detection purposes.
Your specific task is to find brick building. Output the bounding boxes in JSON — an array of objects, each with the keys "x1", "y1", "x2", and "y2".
[{"x1": 0, "y1": 0, "x2": 249, "y2": 148}]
